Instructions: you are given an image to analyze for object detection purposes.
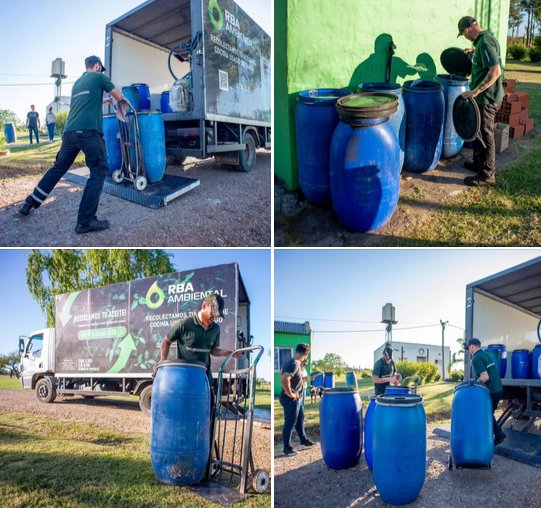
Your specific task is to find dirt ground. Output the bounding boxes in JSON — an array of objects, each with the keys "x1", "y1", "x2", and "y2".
[
  {"x1": 0, "y1": 388, "x2": 270, "y2": 475},
  {"x1": 274, "y1": 421, "x2": 541, "y2": 508},
  {"x1": 274, "y1": 132, "x2": 537, "y2": 247},
  {"x1": 0, "y1": 151, "x2": 271, "y2": 247}
]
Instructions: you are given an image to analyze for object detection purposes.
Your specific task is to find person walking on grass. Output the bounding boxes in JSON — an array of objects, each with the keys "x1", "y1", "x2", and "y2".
[
  {"x1": 457, "y1": 16, "x2": 504, "y2": 187},
  {"x1": 19, "y1": 56, "x2": 124, "y2": 234},
  {"x1": 26, "y1": 105, "x2": 40, "y2": 144},
  {"x1": 279, "y1": 343, "x2": 316, "y2": 457},
  {"x1": 46, "y1": 107, "x2": 56, "y2": 142}
]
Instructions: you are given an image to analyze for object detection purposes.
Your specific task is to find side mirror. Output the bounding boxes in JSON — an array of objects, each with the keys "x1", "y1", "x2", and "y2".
[{"x1": 18, "y1": 338, "x2": 25, "y2": 354}]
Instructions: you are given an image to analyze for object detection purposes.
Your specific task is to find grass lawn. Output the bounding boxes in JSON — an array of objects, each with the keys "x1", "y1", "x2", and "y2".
[
  {"x1": 273, "y1": 381, "x2": 455, "y2": 443},
  {"x1": 396, "y1": 59, "x2": 541, "y2": 246},
  {"x1": 0, "y1": 412, "x2": 269, "y2": 508}
]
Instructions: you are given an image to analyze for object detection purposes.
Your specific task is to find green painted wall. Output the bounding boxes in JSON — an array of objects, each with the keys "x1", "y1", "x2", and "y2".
[
  {"x1": 274, "y1": 331, "x2": 311, "y2": 395},
  {"x1": 275, "y1": 0, "x2": 511, "y2": 190}
]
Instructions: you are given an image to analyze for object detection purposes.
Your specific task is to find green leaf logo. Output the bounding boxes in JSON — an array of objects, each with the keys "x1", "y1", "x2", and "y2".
[
  {"x1": 145, "y1": 281, "x2": 165, "y2": 310},
  {"x1": 208, "y1": 0, "x2": 223, "y2": 31}
]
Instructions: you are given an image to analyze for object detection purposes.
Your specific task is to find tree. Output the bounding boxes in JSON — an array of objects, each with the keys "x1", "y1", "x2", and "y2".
[
  {"x1": 313, "y1": 352, "x2": 348, "y2": 375},
  {"x1": 0, "y1": 352, "x2": 21, "y2": 378},
  {"x1": 26, "y1": 249, "x2": 175, "y2": 327},
  {"x1": 509, "y1": 0, "x2": 524, "y2": 38},
  {"x1": 0, "y1": 109, "x2": 19, "y2": 130}
]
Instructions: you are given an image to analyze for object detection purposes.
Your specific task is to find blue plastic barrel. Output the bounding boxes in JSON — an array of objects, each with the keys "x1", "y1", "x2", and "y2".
[
  {"x1": 451, "y1": 381, "x2": 493, "y2": 467},
  {"x1": 150, "y1": 360, "x2": 210, "y2": 485},
  {"x1": 103, "y1": 114, "x2": 122, "y2": 175},
  {"x1": 323, "y1": 372, "x2": 335, "y2": 389},
  {"x1": 373, "y1": 394, "x2": 426, "y2": 505},
  {"x1": 512, "y1": 349, "x2": 530, "y2": 379},
  {"x1": 359, "y1": 82, "x2": 405, "y2": 172},
  {"x1": 385, "y1": 386, "x2": 411, "y2": 395},
  {"x1": 487, "y1": 344, "x2": 507, "y2": 379},
  {"x1": 122, "y1": 86, "x2": 140, "y2": 112},
  {"x1": 128, "y1": 111, "x2": 166, "y2": 183},
  {"x1": 403, "y1": 80, "x2": 444, "y2": 173},
  {"x1": 533, "y1": 345, "x2": 541, "y2": 380},
  {"x1": 312, "y1": 372, "x2": 324, "y2": 388},
  {"x1": 330, "y1": 93, "x2": 400, "y2": 232},
  {"x1": 364, "y1": 395, "x2": 376, "y2": 471},
  {"x1": 436, "y1": 74, "x2": 469, "y2": 158},
  {"x1": 3, "y1": 123, "x2": 16, "y2": 143},
  {"x1": 320, "y1": 388, "x2": 363, "y2": 469},
  {"x1": 296, "y1": 89, "x2": 350, "y2": 206},
  {"x1": 161, "y1": 91, "x2": 172, "y2": 113},
  {"x1": 345, "y1": 371, "x2": 358, "y2": 389},
  {"x1": 131, "y1": 83, "x2": 151, "y2": 110}
]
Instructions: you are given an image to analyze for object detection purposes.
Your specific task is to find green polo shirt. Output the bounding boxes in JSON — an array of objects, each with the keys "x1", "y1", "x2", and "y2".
[
  {"x1": 471, "y1": 31, "x2": 504, "y2": 106},
  {"x1": 64, "y1": 72, "x2": 115, "y2": 134},
  {"x1": 472, "y1": 349, "x2": 503, "y2": 394},
  {"x1": 167, "y1": 314, "x2": 220, "y2": 382},
  {"x1": 373, "y1": 357, "x2": 397, "y2": 396}
]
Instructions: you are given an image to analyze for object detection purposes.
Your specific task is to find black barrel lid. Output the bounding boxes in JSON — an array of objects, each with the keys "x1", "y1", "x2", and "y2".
[
  {"x1": 453, "y1": 95, "x2": 480, "y2": 141},
  {"x1": 440, "y1": 47, "x2": 472, "y2": 77}
]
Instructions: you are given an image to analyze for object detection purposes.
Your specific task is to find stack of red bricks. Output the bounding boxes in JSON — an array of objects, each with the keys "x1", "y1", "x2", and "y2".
[{"x1": 495, "y1": 79, "x2": 534, "y2": 139}]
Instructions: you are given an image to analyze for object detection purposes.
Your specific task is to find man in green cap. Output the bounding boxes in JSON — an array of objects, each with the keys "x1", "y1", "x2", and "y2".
[
  {"x1": 372, "y1": 346, "x2": 402, "y2": 396},
  {"x1": 457, "y1": 16, "x2": 504, "y2": 187},
  {"x1": 467, "y1": 338, "x2": 506, "y2": 445}
]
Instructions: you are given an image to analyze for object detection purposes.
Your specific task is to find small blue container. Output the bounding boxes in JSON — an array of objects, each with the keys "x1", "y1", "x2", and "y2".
[
  {"x1": 512, "y1": 349, "x2": 530, "y2": 379},
  {"x1": 102, "y1": 114, "x2": 121, "y2": 175},
  {"x1": 345, "y1": 371, "x2": 358, "y2": 389},
  {"x1": 323, "y1": 372, "x2": 335, "y2": 389},
  {"x1": 3, "y1": 123, "x2": 16, "y2": 143},
  {"x1": 161, "y1": 91, "x2": 172, "y2": 113}
]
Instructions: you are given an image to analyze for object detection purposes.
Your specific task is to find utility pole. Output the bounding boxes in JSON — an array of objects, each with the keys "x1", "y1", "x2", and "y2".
[{"x1": 440, "y1": 319, "x2": 448, "y2": 379}]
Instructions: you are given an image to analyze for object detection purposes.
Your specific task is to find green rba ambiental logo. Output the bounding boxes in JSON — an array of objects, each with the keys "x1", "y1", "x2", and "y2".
[
  {"x1": 208, "y1": 0, "x2": 224, "y2": 30},
  {"x1": 145, "y1": 281, "x2": 165, "y2": 309}
]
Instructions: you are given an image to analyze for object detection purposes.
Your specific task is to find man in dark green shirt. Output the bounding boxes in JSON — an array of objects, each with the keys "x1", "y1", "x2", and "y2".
[
  {"x1": 457, "y1": 16, "x2": 504, "y2": 187},
  {"x1": 372, "y1": 347, "x2": 402, "y2": 396},
  {"x1": 19, "y1": 55, "x2": 125, "y2": 234},
  {"x1": 467, "y1": 338, "x2": 506, "y2": 444}
]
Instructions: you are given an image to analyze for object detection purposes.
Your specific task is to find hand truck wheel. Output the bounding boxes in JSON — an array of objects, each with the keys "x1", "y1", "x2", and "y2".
[
  {"x1": 250, "y1": 469, "x2": 269, "y2": 494},
  {"x1": 112, "y1": 169, "x2": 123, "y2": 184},
  {"x1": 134, "y1": 175, "x2": 147, "y2": 191}
]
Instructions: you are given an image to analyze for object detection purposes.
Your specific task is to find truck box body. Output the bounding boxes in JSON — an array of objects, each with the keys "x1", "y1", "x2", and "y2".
[{"x1": 105, "y1": 0, "x2": 271, "y2": 160}]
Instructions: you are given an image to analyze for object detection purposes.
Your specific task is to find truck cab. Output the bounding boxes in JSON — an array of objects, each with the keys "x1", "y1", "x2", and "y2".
[{"x1": 19, "y1": 328, "x2": 55, "y2": 390}]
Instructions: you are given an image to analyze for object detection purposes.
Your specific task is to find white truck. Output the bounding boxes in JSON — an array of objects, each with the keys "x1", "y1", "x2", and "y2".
[
  {"x1": 19, "y1": 263, "x2": 251, "y2": 414},
  {"x1": 465, "y1": 256, "x2": 541, "y2": 423},
  {"x1": 104, "y1": 0, "x2": 271, "y2": 172}
]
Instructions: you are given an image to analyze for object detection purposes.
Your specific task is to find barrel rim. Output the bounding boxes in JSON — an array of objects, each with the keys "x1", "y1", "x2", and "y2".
[
  {"x1": 156, "y1": 359, "x2": 206, "y2": 370},
  {"x1": 358, "y1": 82, "x2": 403, "y2": 95},
  {"x1": 297, "y1": 88, "x2": 351, "y2": 105},
  {"x1": 454, "y1": 380, "x2": 490, "y2": 393},
  {"x1": 487, "y1": 344, "x2": 507, "y2": 348},
  {"x1": 512, "y1": 349, "x2": 530, "y2": 353},
  {"x1": 126, "y1": 109, "x2": 163, "y2": 116},
  {"x1": 323, "y1": 387, "x2": 359, "y2": 395},
  {"x1": 403, "y1": 79, "x2": 443, "y2": 92},
  {"x1": 130, "y1": 83, "x2": 150, "y2": 87},
  {"x1": 375, "y1": 394, "x2": 423, "y2": 407},
  {"x1": 336, "y1": 92, "x2": 398, "y2": 123},
  {"x1": 435, "y1": 73, "x2": 470, "y2": 84}
]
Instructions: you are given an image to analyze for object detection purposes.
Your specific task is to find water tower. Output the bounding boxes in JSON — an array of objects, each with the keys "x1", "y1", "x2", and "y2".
[
  {"x1": 381, "y1": 303, "x2": 397, "y2": 344},
  {"x1": 51, "y1": 58, "x2": 67, "y2": 113}
]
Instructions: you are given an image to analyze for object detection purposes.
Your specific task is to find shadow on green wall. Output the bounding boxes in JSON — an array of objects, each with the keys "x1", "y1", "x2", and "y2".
[{"x1": 347, "y1": 34, "x2": 437, "y2": 91}]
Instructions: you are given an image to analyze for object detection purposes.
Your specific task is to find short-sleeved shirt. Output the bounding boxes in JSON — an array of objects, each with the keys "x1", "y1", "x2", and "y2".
[
  {"x1": 471, "y1": 31, "x2": 504, "y2": 106},
  {"x1": 27, "y1": 111, "x2": 39, "y2": 127},
  {"x1": 167, "y1": 314, "x2": 220, "y2": 383},
  {"x1": 64, "y1": 72, "x2": 115, "y2": 134},
  {"x1": 46, "y1": 113, "x2": 56, "y2": 125},
  {"x1": 373, "y1": 357, "x2": 397, "y2": 396},
  {"x1": 281, "y1": 358, "x2": 303, "y2": 397},
  {"x1": 472, "y1": 349, "x2": 503, "y2": 394}
]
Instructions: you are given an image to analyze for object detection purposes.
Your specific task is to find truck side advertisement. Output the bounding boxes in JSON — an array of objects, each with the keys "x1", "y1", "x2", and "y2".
[
  {"x1": 204, "y1": 0, "x2": 271, "y2": 123},
  {"x1": 54, "y1": 263, "x2": 238, "y2": 374}
]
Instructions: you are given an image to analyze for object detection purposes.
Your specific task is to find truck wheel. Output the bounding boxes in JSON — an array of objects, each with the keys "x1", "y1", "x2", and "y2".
[
  {"x1": 237, "y1": 132, "x2": 257, "y2": 173},
  {"x1": 139, "y1": 385, "x2": 152, "y2": 415},
  {"x1": 36, "y1": 377, "x2": 56, "y2": 404}
]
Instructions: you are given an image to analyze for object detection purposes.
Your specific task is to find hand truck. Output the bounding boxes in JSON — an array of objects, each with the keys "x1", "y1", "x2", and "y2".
[{"x1": 207, "y1": 345, "x2": 269, "y2": 495}]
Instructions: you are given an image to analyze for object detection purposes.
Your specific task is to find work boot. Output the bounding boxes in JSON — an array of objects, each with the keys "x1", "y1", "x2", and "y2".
[
  {"x1": 75, "y1": 218, "x2": 110, "y2": 234},
  {"x1": 464, "y1": 175, "x2": 496, "y2": 187},
  {"x1": 463, "y1": 161, "x2": 482, "y2": 172},
  {"x1": 283, "y1": 447, "x2": 297, "y2": 457},
  {"x1": 19, "y1": 196, "x2": 37, "y2": 216}
]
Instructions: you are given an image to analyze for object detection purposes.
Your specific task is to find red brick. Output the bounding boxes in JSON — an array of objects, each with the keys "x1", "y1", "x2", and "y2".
[
  {"x1": 507, "y1": 113, "x2": 521, "y2": 127},
  {"x1": 503, "y1": 79, "x2": 517, "y2": 91},
  {"x1": 519, "y1": 109, "x2": 529, "y2": 124},
  {"x1": 500, "y1": 101, "x2": 522, "y2": 115},
  {"x1": 516, "y1": 91, "x2": 529, "y2": 103},
  {"x1": 510, "y1": 124, "x2": 525, "y2": 139},
  {"x1": 504, "y1": 92, "x2": 519, "y2": 102},
  {"x1": 524, "y1": 119, "x2": 535, "y2": 134}
]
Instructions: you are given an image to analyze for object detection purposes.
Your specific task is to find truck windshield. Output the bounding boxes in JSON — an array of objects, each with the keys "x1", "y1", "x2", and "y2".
[{"x1": 28, "y1": 335, "x2": 43, "y2": 358}]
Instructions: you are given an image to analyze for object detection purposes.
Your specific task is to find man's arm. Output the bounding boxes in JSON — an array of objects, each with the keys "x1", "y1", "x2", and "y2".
[
  {"x1": 477, "y1": 370, "x2": 490, "y2": 383},
  {"x1": 37, "y1": 114, "x2": 40, "y2": 128},
  {"x1": 280, "y1": 372, "x2": 299, "y2": 400},
  {"x1": 463, "y1": 63, "x2": 501, "y2": 100},
  {"x1": 210, "y1": 346, "x2": 241, "y2": 358},
  {"x1": 159, "y1": 337, "x2": 172, "y2": 362}
]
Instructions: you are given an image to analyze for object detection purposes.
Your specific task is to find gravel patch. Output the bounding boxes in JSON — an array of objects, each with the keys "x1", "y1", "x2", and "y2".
[
  {"x1": 0, "y1": 152, "x2": 270, "y2": 247},
  {"x1": 274, "y1": 422, "x2": 541, "y2": 507}
]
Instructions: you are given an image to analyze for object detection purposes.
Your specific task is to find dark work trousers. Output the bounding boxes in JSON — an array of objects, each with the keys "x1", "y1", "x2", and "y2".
[
  {"x1": 29, "y1": 130, "x2": 108, "y2": 226},
  {"x1": 28, "y1": 125, "x2": 39, "y2": 144},
  {"x1": 473, "y1": 102, "x2": 501, "y2": 180},
  {"x1": 279, "y1": 392, "x2": 307, "y2": 451},
  {"x1": 490, "y1": 390, "x2": 505, "y2": 439}
]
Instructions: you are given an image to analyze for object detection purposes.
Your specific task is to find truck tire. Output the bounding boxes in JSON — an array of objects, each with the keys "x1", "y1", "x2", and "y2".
[
  {"x1": 139, "y1": 385, "x2": 152, "y2": 415},
  {"x1": 35, "y1": 377, "x2": 56, "y2": 404},
  {"x1": 237, "y1": 132, "x2": 257, "y2": 173}
]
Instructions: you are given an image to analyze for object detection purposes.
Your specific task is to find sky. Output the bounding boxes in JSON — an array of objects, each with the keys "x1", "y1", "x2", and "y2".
[
  {"x1": 275, "y1": 249, "x2": 541, "y2": 370},
  {"x1": 0, "y1": 0, "x2": 271, "y2": 122},
  {"x1": 0, "y1": 249, "x2": 272, "y2": 381}
]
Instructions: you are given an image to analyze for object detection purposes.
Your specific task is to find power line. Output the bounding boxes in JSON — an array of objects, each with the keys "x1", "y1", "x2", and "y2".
[
  {"x1": 0, "y1": 72, "x2": 51, "y2": 78},
  {"x1": 0, "y1": 82, "x2": 75, "y2": 87},
  {"x1": 313, "y1": 323, "x2": 442, "y2": 334}
]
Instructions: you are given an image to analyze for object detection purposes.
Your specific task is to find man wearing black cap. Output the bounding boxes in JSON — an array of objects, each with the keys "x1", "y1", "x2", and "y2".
[
  {"x1": 156, "y1": 292, "x2": 238, "y2": 385},
  {"x1": 19, "y1": 55, "x2": 125, "y2": 234},
  {"x1": 372, "y1": 346, "x2": 402, "y2": 396},
  {"x1": 457, "y1": 16, "x2": 504, "y2": 187},
  {"x1": 467, "y1": 338, "x2": 506, "y2": 444}
]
